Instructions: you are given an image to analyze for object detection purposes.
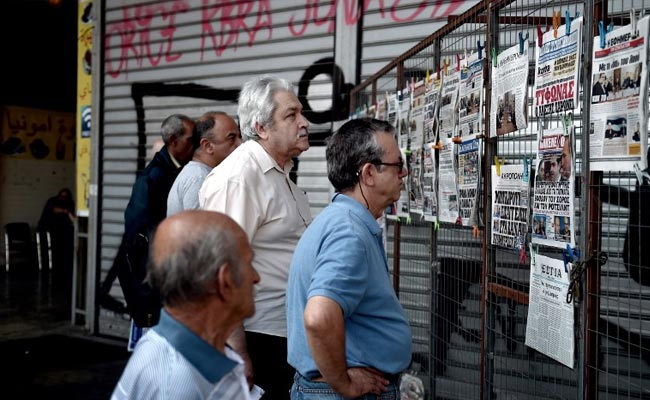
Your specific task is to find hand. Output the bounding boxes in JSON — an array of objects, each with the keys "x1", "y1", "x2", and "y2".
[
  {"x1": 240, "y1": 351, "x2": 254, "y2": 389},
  {"x1": 334, "y1": 367, "x2": 389, "y2": 398}
]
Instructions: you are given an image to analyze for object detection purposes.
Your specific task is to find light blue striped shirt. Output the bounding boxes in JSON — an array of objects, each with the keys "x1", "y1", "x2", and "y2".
[{"x1": 112, "y1": 309, "x2": 251, "y2": 399}]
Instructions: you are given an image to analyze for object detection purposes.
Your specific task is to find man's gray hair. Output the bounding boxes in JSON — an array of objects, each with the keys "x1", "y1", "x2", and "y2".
[
  {"x1": 238, "y1": 75, "x2": 294, "y2": 141},
  {"x1": 147, "y1": 225, "x2": 243, "y2": 306},
  {"x1": 161, "y1": 114, "x2": 193, "y2": 144}
]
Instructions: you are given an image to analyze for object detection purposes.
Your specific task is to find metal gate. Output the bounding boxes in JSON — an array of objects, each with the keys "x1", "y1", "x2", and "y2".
[{"x1": 351, "y1": 0, "x2": 650, "y2": 398}]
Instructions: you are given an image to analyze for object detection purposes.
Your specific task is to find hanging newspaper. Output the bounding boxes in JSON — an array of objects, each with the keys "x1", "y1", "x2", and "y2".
[
  {"x1": 387, "y1": 92, "x2": 398, "y2": 127},
  {"x1": 438, "y1": 138, "x2": 459, "y2": 223},
  {"x1": 590, "y1": 16, "x2": 649, "y2": 171},
  {"x1": 525, "y1": 254, "x2": 574, "y2": 369},
  {"x1": 424, "y1": 75, "x2": 442, "y2": 144},
  {"x1": 532, "y1": 126, "x2": 575, "y2": 248},
  {"x1": 440, "y1": 66, "x2": 460, "y2": 140},
  {"x1": 422, "y1": 142, "x2": 438, "y2": 221},
  {"x1": 458, "y1": 138, "x2": 480, "y2": 226},
  {"x1": 459, "y1": 51, "x2": 484, "y2": 139},
  {"x1": 409, "y1": 80, "x2": 426, "y2": 215},
  {"x1": 491, "y1": 164, "x2": 530, "y2": 250},
  {"x1": 376, "y1": 96, "x2": 387, "y2": 121},
  {"x1": 533, "y1": 17, "x2": 582, "y2": 118},
  {"x1": 398, "y1": 87, "x2": 412, "y2": 149},
  {"x1": 491, "y1": 41, "x2": 530, "y2": 137}
]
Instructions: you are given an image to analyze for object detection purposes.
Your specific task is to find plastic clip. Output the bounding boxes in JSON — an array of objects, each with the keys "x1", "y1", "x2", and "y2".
[
  {"x1": 519, "y1": 245, "x2": 528, "y2": 265},
  {"x1": 630, "y1": 9, "x2": 637, "y2": 34},
  {"x1": 599, "y1": 21, "x2": 614, "y2": 49},
  {"x1": 456, "y1": 54, "x2": 461, "y2": 71},
  {"x1": 552, "y1": 11, "x2": 561, "y2": 38},
  {"x1": 565, "y1": 9, "x2": 572, "y2": 36},
  {"x1": 472, "y1": 225, "x2": 480, "y2": 238},
  {"x1": 491, "y1": 47, "x2": 498, "y2": 68},
  {"x1": 477, "y1": 40, "x2": 485, "y2": 60},
  {"x1": 536, "y1": 25, "x2": 544, "y2": 47},
  {"x1": 494, "y1": 156, "x2": 503, "y2": 176},
  {"x1": 562, "y1": 244, "x2": 580, "y2": 274},
  {"x1": 519, "y1": 32, "x2": 529, "y2": 55},
  {"x1": 522, "y1": 155, "x2": 530, "y2": 183},
  {"x1": 434, "y1": 219, "x2": 440, "y2": 231},
  {"x1": 442, "y1": 59, "x2": 450, "y2": 76},
  {"x1": 528, "y1": 243, "x2": 537, "y2": 264}
]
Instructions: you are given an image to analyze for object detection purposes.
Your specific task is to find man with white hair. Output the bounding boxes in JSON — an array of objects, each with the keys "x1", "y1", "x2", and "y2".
[{"x1": 199, "y1": 75, "x2": 312, "y2": 399}]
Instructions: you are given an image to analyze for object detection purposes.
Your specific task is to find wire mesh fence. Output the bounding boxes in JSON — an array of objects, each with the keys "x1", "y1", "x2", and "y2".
[{"x1": 352, "y1": 0, "x2": 650, "y2": 398}]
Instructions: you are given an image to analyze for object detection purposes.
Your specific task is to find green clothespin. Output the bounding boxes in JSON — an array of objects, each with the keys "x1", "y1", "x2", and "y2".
[
  {"x1": 434, "y1": 219, "x2": 440, "y2": 231},
  {"x1": 406, "y1": 215, "x2": 412, "y2": 224},
  {"x1": 491, "y1": 47, "x2": 498, "y2": 68}
]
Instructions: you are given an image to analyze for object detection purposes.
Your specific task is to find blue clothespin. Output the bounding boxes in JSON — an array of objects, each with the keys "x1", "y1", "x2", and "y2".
[
  {"x1": 562, "y1": 244, "x2": 580, "y2": 273},
  {"x1": 519, "y1": 32, "x2": 529, "y2": 55},
  {"x1": 599, "y1": 20, "x2": 615, "y2": 49},
  {"x1": 522, "y1": 155, "x2": 530, "y2": 183},
  {"x1": 574, "y1": 4, "x2": 580, "y2": 19},
  {"x1": 477, "y1": 40, "x2": 485, "y2": 60},
  {"x1": 565, "y1": 9, "x2": 572, "y2": 36}
]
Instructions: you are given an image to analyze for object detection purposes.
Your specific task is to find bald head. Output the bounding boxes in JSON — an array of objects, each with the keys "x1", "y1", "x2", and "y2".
[
  {"x1": 194, "y1": 112, "x2": 241, "y2": 168},
  {"x1": 147, "y1": 210, "x2": 250, "y2": 307}
]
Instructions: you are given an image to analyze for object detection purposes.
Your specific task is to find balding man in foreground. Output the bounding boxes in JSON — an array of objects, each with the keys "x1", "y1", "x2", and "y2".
[{"x1": 112, "y1": 210, "x2": 261, "y2": 400}]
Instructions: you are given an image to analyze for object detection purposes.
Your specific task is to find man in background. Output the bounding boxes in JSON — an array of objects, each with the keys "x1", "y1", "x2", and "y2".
[
  {"x1": 287, "y1": 118, "x2": 412, "y2": 399},
  {"x1": 200, "y1": 75, "x2": 311, "y2": 399},
  {"x1": 112, "y1": 210, "x2": 260, "y2": 400},
  {"x1": 167, "y1": 112, "x2": 241, "y2": 216}
]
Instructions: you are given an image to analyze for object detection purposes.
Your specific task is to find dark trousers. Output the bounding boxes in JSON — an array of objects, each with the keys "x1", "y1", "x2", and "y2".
[{"x1": 246, "y1": 331, "x2": 294, "y2": 400}]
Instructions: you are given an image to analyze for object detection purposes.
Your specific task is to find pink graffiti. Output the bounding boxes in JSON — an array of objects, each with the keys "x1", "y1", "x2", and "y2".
[
  {"x1": 105, "y1": 0, "x2": 470, "y2": 78},
  {"x1": 105, "y1": 1, "x2": 188, "y2": 78}
]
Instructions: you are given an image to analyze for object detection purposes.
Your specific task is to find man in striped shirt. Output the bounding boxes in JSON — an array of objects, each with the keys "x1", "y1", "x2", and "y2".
[{"x1": 112, "y1": 210, "x2": 261, "y2": 400}]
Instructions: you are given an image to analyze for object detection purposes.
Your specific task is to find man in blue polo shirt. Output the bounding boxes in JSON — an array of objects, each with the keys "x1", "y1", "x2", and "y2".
[
  {"x1": 112, "y1": 210, "x2": 261, "y2": 400},
  {"x1": 287, "y1": 118, "x2": 412, "y2": 399}
]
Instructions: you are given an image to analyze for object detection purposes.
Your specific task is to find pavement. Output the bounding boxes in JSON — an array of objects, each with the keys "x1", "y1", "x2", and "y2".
[{"x1": 0, "y1": 264, "x2": 131, "y2": 399}]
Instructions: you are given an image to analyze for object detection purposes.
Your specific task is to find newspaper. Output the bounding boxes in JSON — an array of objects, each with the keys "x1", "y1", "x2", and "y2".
[
  {"x1": 491, "y1": 41, "x2": 529, "y2": 137},
  {"x1": 398, "y1": 88, "x2": 412, "y2": 149},
  {"x1": 424, "y1": 75, "x2": 442, "y2": 144},
  {"x1": 376, "y1": 96, "x2": 387, "y2": 121},
  {"x1": 439, "y1": 66, "x2": 460, "y2": 140},
  {"x1": 458, "y1": 138, "x2": 480, "y2": 226},
  {"x1": 422, "y1": 142, "x2": 438, "y2": 221},
  {"x1": 409, "y1": 81, "x2": 426, "y2": 215},
  {"x1": 525, "y1": 254, "x2": 574, "y2": 369},
  {"x1": 590, "y1": 16, "x2": 649, "y2": 171},
  {"x1": 459, "y1": 52, "x2": 484, "y2": 139},
  {"x1": 490, "y1": 164, "x2": 530, "y2": 250},
  {"x1": 533, "y1": 17, "x2": 582, "y2": 118},
  {"x1": 438, "y1": 138, "x2": 459, "y2": 224},
  {"x1": 532, "y1": 126, "x2": 575, "y2": 248}
]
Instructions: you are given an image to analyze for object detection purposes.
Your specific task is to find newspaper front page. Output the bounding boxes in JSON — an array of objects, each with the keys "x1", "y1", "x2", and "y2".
[
  {"x1": 533, "y1": 17, "x2": 582, "y2": 118},
  {"x1": 590, "y1": 16, "x2": 649, "y2": 171},
  {"x1": 458, "y1": 138, "x2": 480, "y2": 226},
  {"x1": 491, "y1": 41, "x2": 530, "y2": 137},
  {"x1": 532, "y1": 127, "x2": 575, "y2": 248},
  {"x1": 459, "y1": 52, "x2": 484, "y2": 139},
  {"x1": 491, "y1": 164, "x2": 530, "y2": 250},
  {"x1": 525, "y1": 254, "x2": 574, "y2": 369},
  {"x1": 438, "y1": 138, "x2": 459, "y2": 224}
]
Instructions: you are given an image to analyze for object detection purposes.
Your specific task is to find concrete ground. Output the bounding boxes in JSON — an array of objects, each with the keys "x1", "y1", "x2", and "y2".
[{"x1": 0, "y1": 265, "x2": 130, "y2": 399}]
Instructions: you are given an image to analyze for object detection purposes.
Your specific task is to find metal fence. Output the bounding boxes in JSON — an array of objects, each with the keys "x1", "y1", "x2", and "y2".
[{"x1": 352, "y1": 0, "x2": 650, "y2": 398}]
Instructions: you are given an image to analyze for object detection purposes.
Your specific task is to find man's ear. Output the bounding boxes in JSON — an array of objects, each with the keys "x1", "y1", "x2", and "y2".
[
  {"x1": 215, "y1": 263, "x2": 233, "y2": 302},
  {"x1": 255, "y1": 122, "x2": 268, "y2": 140},
  {"x1": 200, "y1": 138, "x2": 212, "y2": 153},
  {"x1": 359, "y1": 163, "x2": 376, "y2": 186}
]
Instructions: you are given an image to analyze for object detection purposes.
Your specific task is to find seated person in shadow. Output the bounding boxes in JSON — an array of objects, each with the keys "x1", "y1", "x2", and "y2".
[{"x1": 37, "y1": 188, "x2": 75, "y2": 272}]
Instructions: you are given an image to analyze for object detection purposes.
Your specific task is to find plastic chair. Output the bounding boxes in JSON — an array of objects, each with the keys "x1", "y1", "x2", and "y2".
[
  {"x1": 36, "y1": 228, "x2": 53, "y2": 271},
  {"x1": 3, "y1": 222, "x2": 34, "y2": 272}
]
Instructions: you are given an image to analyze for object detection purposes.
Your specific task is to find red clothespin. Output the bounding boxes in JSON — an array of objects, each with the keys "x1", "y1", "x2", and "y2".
[
  {"x1": 456, "y1": 54, "x2": 461, "y2": 71},
  {"x1": 536, "y1": 25, "x2": 544, "y2": 47}
]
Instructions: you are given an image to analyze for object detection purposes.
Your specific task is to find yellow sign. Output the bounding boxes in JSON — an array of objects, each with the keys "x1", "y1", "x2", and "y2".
[
  {"x1": 1, "y1": 105, "x2": 75, "y2": 161},
  {"x1": 76, "y1": 0, "x2": 94, "y2": 215}
]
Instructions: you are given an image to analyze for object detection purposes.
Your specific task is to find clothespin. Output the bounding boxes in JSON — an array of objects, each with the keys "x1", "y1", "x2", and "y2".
[
  {"x1": 574, "y1": 3, "x2": 580, "y2": 19},
  {"x1": 630, "y1": 9, "x2": 637, "y2": 33},
  {"x1": 456, "y1": 54, "x2": 461, "y2": 71},
  {"x1": 522, "y1": 155, "x2": 530, "y2": 183},
  {"x1": 406, "y1": 215, "x2": 412, "y2": 224},
  {"x1": 472, "y1": 225, "x2": 480, "y2": 238},
  {"x1": 565, "y1": 9, "x2": 572, "y2": 36},
  {"x1": 477, "y1": 40, "x2": 485, "y2": 60},
  {"x1": 528, "y1": 243, "x2": 537, "y2": 265},
  {"x1": 426, "y1": 69, "x2": 430, "y2": 84},
  {"x1": 562, "y1": 244, "x2": 580, "y2": 273},
  {"x1": 494, "y1": 155, "x2": 503, "y2": 176},
  {"x1": 455, "y1": 215, "x2": 463, "y2": 225},
  {"x1": 633, "y1": 162, "x2": 650, "y2": 185},
  {"x1": 452, "y1": 136, "x2": 462, "y2": 143},
  {"x1": 519, "y1": 245, "x2": 528, "y2": 265},
  {"x1": 536, "y1": 25, "x2": 545, "y2": 47},
  {"x1": 442, "y1": 59, "x2": 450, "y2": 76},
  {"x1": 434, "y1": 219, "x2": 440, "y2": 231},
  {"x1": 599, "y1": 21, "x2": 615, "y2": 49},
  {"x1": 560, "y1": 113, "x2": 572, "y2": 136},
  {"x1": 491, "y1": 47, "x2": 498, "y2": 68},
  {"x1": 552, "y1": 11, "x2": 561, "y2": 38},
  {"x1": 519, "y1": 32, "x2": 529, "y2": 55},
  {"x1": 433, "y1": 140, "x2": 443, "y2": 150}
]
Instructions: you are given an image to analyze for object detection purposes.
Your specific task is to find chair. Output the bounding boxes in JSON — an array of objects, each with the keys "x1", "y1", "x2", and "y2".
[
  {"x1": 3, "y1": 222, "x2": 34, "y2": 272},
  {"x1": 36, "y1": 228, "x2": 53, "y2": 271}
]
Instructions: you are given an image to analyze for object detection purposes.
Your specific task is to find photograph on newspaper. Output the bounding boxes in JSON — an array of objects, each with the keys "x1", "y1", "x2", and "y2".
[{"x1": 491, "y1": 41, "x2": 530, "y2": 137}]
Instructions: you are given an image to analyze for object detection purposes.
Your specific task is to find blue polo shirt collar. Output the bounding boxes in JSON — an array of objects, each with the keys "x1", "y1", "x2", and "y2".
[{"x1": 154, "y1": 309, "x2": 237, "y2": 383}]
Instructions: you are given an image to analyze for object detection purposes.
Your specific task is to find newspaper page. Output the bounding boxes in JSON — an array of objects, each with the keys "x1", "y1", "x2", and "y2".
[
  {"x1": 376, "y1": 96, "x2": 387, "y2": 121},
  {"x1": 422, "y1": 142, "x2": 438, "y2": 221},
  {"x1": 458, "y1": 138, "x2": 480, "y2": 226},
  {"x1": 459, "y1": 52, "x2": 484, "y2": 139},
  {"x1": 525, "y1": 254, "x2": 574, "y2": 369},
  {"x1": 440, "y1": 67, "x2": 460, "y2": 140},
  {"x1": 590, "y1": 16, "x2": 649, "y2": 171},
  {"x1": 424, "y1": 75, "x2": 442, "y2": 144},
  {"x1": 438, "y1": 138, "x2": 459, "y2": 223},
  {"x1": 387, "y1": 92, "x2": 398, "y2": 127},
  {"x1": 491, "y1": 41, "x2": 530, "y2": 137},
  {"x1": 398, "y1": 88, "x2": 412, "y2": 149},
  {"x1": 491, "y1": 164, "x2": 530, "y2": 250},
  {"x1": 409, "y1": 80, "x2": 426, "y2": 215},
  {"x1": 532, "y1": 126, "x2": 575, "y2": 248},
  {"x1": 533, "y1": 17, "x2": 582, "y2": 118}
]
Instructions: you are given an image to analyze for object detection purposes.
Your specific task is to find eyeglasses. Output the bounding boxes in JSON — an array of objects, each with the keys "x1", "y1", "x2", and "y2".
[{"x1": 373, "y1": 159, "x2": 405, "y2": 172}]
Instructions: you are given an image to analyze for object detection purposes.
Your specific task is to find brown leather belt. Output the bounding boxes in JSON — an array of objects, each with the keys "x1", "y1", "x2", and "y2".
[{"x1": 310, "y1": 372, "x2": 400, "y2": 384}]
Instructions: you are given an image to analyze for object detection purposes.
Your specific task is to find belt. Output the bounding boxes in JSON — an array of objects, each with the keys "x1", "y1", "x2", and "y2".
[{"x1": 310, "y1": 371, "x2": 401, "y2": 385}]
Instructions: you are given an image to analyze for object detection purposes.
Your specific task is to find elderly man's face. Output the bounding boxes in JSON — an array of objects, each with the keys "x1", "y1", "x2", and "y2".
[
  {"x1": 206, "y1": 114, "x2": 241, "y2": 167},
  {"x1": 543, "y1": 157, "x2": 560, "y2": 181}
]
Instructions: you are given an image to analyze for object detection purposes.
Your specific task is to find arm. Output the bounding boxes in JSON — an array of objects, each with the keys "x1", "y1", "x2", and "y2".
[
  {"x1": 227, "y1": 325, "x2": 254, "y2": 389},
  {"x1": 304, "y1": 296, "x2": 388, "y2": 398}
]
